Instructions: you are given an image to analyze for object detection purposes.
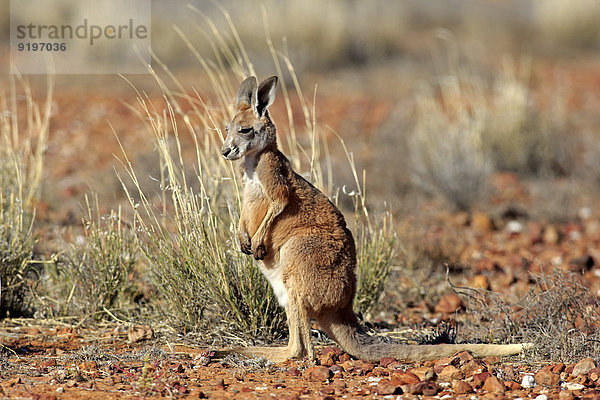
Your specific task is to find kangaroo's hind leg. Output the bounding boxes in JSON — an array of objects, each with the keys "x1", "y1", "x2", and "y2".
[
  {"x1": 284, "y1": 285, "x2": 314, "y2": 360},
  {"x1": 279, "y1": 239, "x2": 316, "y2": 361}
]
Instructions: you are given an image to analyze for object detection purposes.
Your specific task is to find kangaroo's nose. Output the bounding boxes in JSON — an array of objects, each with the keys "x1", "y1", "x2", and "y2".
[{"x1": 222, "y1": 147, "x2": 231, "y2": 158}]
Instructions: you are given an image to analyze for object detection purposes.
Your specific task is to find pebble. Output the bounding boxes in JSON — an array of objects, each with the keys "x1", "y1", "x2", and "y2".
[
  {"x1": 482, "y1": 375, "x2": 505, "y2": 394},
  {"x1": 376, "y1": 379, "x2": 400, "y2": 395},
  {"x1": 452, "y1": 379, "x2": 473, "y2": 394},
  {"x1": 306, "y1": 366, "x2": 332, "y2": 381},
  {"x1": 391, "y1": 371, "x2": 420, "y2": 385},
  {"x1": 506, "y1": 220, "x2": 523, "y2": 233},
  {"x1": 379, "y1": 357, "x2": 396, "y2": 368},
  {"x1": 571, "y1": 358, "x2": 596, "y2": 377},
  {"x1": 438, "y1": 365, "x2": 463, "y2": 381},
  {"x1": 522, "y1": 374, "x2": 536, "y2": 388},
  {"x1": 563, "y1": 382, "x2": 585, "y2": 391},
  {"x1": 434, "y1": 293, "x2": 463, "y2": 313},
  {"x1": 535, "y1": 366, "x2": 559, "y2": 386},
  {"x1": 56, "y1": 387, "x2": 64, "y2": 393},
  {"x1": 559, "y1": 389, "x2": 575, "y2": 400},
  {"x1": 535, "y1": 395, "x2": 548, "y2": 400}
]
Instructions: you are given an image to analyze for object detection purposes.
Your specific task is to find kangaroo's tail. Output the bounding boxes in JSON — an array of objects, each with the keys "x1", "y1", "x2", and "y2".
[{"x1": 317, "y1": 308, "x2": 531, "y2": 363}]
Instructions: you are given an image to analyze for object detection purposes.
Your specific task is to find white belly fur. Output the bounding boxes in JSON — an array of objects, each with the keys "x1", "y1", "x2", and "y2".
[{"x1": 259, "y1": 264, "x2": 289, "y2": 308}]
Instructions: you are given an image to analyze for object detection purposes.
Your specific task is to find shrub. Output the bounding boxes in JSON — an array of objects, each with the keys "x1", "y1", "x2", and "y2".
[
  {"x1": 458, "y1": 269, "x2": 600, "y2": 362},
  {"x1": 41, "y1": 197, "x2": 137, "y2": 321},
  {"x1": 410, "y1": 73, "x2": 493, "y2": 211},
  {"x1": 410, "y1": 56, "x2": 573, "y2": 210},
  {"x1": 0, "y1": 76, "x2": 52, "y2": 317}
]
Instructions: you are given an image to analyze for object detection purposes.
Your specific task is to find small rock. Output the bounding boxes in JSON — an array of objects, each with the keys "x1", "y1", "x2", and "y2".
[
  {"x1": 472, "y1": 372, "x2": 490, "y2": 388},
  {"x1": 522, "y1": 374, "x2": 536, "y2": 389},
  {"x1": 56, "y1": 387, "x2": 64, "y2": 394},
  {"x1": 321, "y1": 346, "x2": 343, "y2": 357},
  {"x1": 410, "y1": 366, "x2": 435, "y2": 381},
  {"x1": 454, "y1": 351, "x2": 474, "y2": 363},
  {"x1": 559, "y1": 389, "x2": 575, "y2": 400},
  {"x1": 386, "y1": 361, "x2": 403, "y2": 370},
  {"x1": 338, "y1": 353, "x2": 351, "y2": 363},
  {"x1": 472, "y1": 212, "x2": 493, "y2": 232},
  {"x1": 377, "y1": 379, "x2": 401, "y2": 395},
  {"x1": 319, "y1": 353, "x2": 335, "y2": 367},
  {"x1": 434, "y1": 357, "x2": 454, "y2": 373},
  {"x1": 438, "y1": 365, "x2": 463, "y2": 381},
  {"x1": 434, "y1": 293, "x2": 463, "y2": 313},
  {"x1": 543, "y1": 225, "x2": 560, "y2": 245},
  {"x1": 407, "y1": 381, "x2": 441, "y2": 396},
  {"x1": 461, "y1": 360, "x2": 485, "y2": 375},
  {"x1": 506, "y1": 380, "x2": 521, "y2": 390},
  {"x1": 391, "y1": 371, "x2": 420, "y2": 385},
  {"x1": 563, "y1": 382, "x2": 585, "y2": 391},
  {"x1": 572, "y1": 358, "x2": 596, "y2": 377},
  {"x1": 452, "y1": 379, "x2": 473, "y2": 394},
  {"x1": 306, "y1": 366, "x2": 332, "y2": 381},
  {"x1": 588, "y1": 367, "x2": 600, "y2": 381},
  {"x1": 355, "y1": 361, "x2": 374, "y2": 375},
  {"x1": 340, "y1": 360, "x2": 354, "y2": 372},
  {"x1": 482, "y1": 375, "x2": 505, "y2": 394},
  {"x1": 330, "y1": 365, "x2": 343, "y2": 376},
  {"x1": 379, "y1": 357, "x2": 396, "y2": 368},
  {"x1": 536, "y1": 366, "x2": 560, "y2": 386},
  {"x1": 332, "y1": 380, "x2": 346, "y2": 389},
  {"x1": 506, "y1": 220, "x2": 524, "y2": 234},
  {"x1": 551, "y1": 363, "x2": 566, "y2": 374},
  {"x1": 535, "y1": 395, "x2": 548, "y2": 400},
  {"x1": 569, "y1": 255, "x2": 595, "y2": 271},
  {"x1": 320, "y1": 386, "x2": 335, "y2": 395},
  {"x1": 471, "y1": 274, "x2": 490, "y2": 290},
  {"x1": 482, "y1": 356, "x2": 499, "y2": 365}
]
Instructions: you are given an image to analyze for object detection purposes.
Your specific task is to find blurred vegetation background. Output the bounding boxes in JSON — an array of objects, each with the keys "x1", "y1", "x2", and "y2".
[{"x1": 0, "y1": 0, "x2": 599, "y2": 355}]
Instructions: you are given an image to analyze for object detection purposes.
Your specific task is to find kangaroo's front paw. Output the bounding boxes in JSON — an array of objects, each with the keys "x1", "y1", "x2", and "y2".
[
  {"x1": 252, "y1": 241, "x2": 267, "y2": 260},
  {"x1": 239, "y1": 232, "x2": 252, "y2": 255}
]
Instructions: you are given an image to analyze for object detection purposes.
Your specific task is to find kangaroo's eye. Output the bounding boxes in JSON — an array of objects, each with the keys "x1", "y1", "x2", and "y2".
[{"x1": 238, "y1": 127, "x2": 253, "y2": 135}]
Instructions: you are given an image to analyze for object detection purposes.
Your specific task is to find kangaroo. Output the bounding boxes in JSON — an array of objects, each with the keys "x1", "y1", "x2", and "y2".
[{"x1": 220, "y1": 75, "x2": 529, "y2": 363}]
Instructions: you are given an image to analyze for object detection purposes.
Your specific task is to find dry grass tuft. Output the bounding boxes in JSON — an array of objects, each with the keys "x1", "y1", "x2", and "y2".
[
  {"x1": 410, "y1": 52, "x2": 573, "y2": 210},
  {"x1": 458, "y1": 269, "x2": 600, "y2": 362},
  {"x1": 409, "y1": 61, "x2": 493, "y2": 211},
  {"x1": 0, "y1": 75, "x2": 52, "y2": 317},
  {"x1": 40, "y1": 196, "x2": 137, "y2": 322}
]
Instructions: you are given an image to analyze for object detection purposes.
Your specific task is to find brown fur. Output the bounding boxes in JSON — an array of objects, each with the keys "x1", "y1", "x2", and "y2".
[{"x1": 221, "y1": 76, "x2": 530, "y2": 363}]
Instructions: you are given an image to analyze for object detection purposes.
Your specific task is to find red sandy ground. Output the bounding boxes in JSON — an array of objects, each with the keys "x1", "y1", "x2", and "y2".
[{"x1": 2, "y1": 59, "x2": 600, "y2": 399}]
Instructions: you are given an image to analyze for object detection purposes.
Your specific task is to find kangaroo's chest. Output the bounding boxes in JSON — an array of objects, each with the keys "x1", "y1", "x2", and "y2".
[
  {"x1": 243, "y1": 169, "x2": 266, "y2": 202},
  {"x1": 241, "y1": 164, "x2": 269, "y2": 236}
]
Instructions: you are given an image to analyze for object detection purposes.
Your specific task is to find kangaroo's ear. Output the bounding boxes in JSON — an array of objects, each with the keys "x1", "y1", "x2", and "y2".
[
  {"x1": 256, "y1": 76, "x2": 278, "y2": 117},
  {"x1": 236, "y1": 76, "x2": 258, "y2": 108}
]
